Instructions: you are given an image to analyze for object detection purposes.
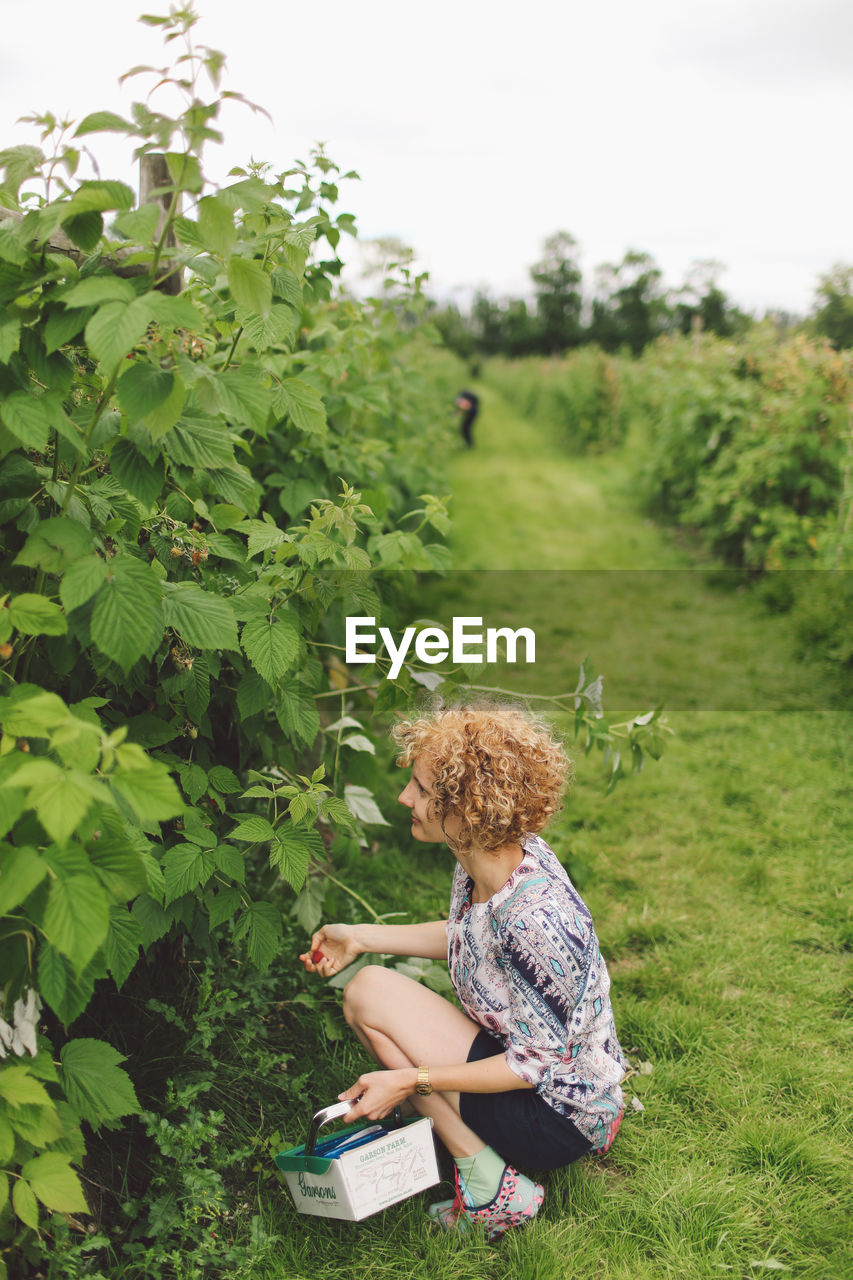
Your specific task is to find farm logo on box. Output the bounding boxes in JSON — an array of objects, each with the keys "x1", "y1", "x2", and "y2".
[{"x1": 345, "y1": 616, "x2": 536, "y2": 680}]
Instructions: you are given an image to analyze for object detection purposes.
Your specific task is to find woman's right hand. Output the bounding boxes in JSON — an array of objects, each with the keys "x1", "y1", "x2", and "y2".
[{"x1": 299, "y1": 923, "x2": 363, "y2": 977}]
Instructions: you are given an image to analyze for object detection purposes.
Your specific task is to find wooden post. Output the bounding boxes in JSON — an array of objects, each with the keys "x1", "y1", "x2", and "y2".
[{"x1": 139, "y1": 153, "x2": 183, "y2": 295}]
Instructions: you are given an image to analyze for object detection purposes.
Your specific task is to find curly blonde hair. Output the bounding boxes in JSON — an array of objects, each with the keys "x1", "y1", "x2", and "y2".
[{"x1": 392, "y1": 700, "x2": 570, "y2": 853}]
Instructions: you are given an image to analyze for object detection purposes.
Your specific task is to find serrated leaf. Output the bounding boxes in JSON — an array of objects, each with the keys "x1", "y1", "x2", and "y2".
[
  {"x1": 60, "y1": 556, "x2": 108, "y2": 614},
  {"x1": 60, "y1": 1038, "x2": 140, "y2": 1128},
  {"x1": 131, "y1": 893, "x2": 172, "y2": 948},
  {"x1": 88, "y1": 838, "x2": 148, "y2": 901},
  {"x1": 117, "y1": 362, "x2": 175, "y2": 421},
  {"x1": 162, "y1": 842, "x2": 215, "y2": 904},
  {"x1": 84, "y1": 298, "x2": 151, "y2": 370},
  {"x1": 197, "y1": 195, "x2": 235, "y2": 256},
  {"x1": 0, "y1": 847, "x2": 46, "y2": 914},
  {"x1": 208, "y1": 765, "x2": 241, "y2": 794},
  {"x1": 275, "y1": 681, "x2": 320, "y2": 747},
  {"x1": 212, "y1": 843, "x2": 245, "y2": 883},
  {"x1": 90, "y1": 557, "x2": 163, "y2": 670},
  {"x1": 0, "y1": 314, "x2": 21, "y2": 362},
  {"x1": 241, "y1": 612, "x2": 300, "y2": 687},
  {"x1": 21, "y1": 1153, "x2": 88, "y2": 1214},
  {"x1": 269, "y1": 826, "x2": 322, "y2": 891},
  {"x1": 37, "y1": 944, "x2": 97, "y2": 1025},
  {"x1": 15, "y1": 517, "x2": 94, "y2": 574},
  {"x1": 110, "y1": 438, "x2": 164, "y2": 507},
  {"x1": 110, "y1": 744, "x2": 184, "y2": 823},
  {"x1": 44, "y1": 874, "x2": 110, "y2": 971},
  {"x1": 344, "y1": 784, "x2": 389, "y2": 826},
  {"x1": 341, "y1": 734, "x2": 375, "y2": 754},
  {"x1": 104, "y1": 905, "x2": 142, "y2": 989},
  {"x1": 43, "y1": 306, "x2": 93, "y2": 353},
  {"x1": 164, "y1": 416, "x2": 235, "y2": 468},
  {"x1": 244, "y1": 519, "x2": 286, "y2": 558},
  {"x1": 228, "y1": 257, "x2": 272, "y2": 318},
  {"x1": 276, "y1": 378, "x2": 327, "y2": 436},
  {"x1": 12, "y1": 1177, "x2": 39, "y2": 1229},
  {"x1": 230, "y1": 815, "x2": 275, "y2": 844},
  {"x1": 179, "y1": 763, "x2": 208, "y2": 803},
  {"x1": 63, "y1": 179, "x2": 135, "y2": 214},
  {"x1": 0, "y1": 391, "x2": 52, "y2": 449},
  {"x1": 9, "y1": 593, "x2": 67, "y2": 637},
  {"x1": 27, "y1": 766, "x2": 99, "y2": 845},
  {"x1": 234, "y1": 900, "x2": 281, "y2": 970},
  {"x1": 208, "y1": 885, "x2": 241, "y2": 929},
  {"x1": 292, "y1": 879, "x2": 325, "y2": 935},
  {"x1": 0, "y1": 1066, "x2": 52, "y2": 1109},
  {"x1": 236, "y1": 670, "x2": 269, "y2": 719},
  {"x1": 74, "y1": 110, "x2": 135, "y2": 137},
  {"x1": 161, "y1": 582, "x2": 240, "y2": 651},
  {"x1": 63, "y1": 276, "x2": 136, "y2": 307}
]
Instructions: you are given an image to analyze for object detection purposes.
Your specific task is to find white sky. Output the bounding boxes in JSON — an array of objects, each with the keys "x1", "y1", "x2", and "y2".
[{"x1": 1, "y1": 0, "x2": 850, "y2": 315}]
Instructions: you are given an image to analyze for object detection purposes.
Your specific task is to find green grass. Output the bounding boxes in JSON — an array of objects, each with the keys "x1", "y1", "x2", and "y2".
[{"x1": 248, "y1": 383, "x2": 852, "y2": 1280}]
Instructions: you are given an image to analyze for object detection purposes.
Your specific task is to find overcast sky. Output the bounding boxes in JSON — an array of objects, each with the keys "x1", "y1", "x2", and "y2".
[{"x1": 1, "y1": 0, "x2": 850, "y2": 315}]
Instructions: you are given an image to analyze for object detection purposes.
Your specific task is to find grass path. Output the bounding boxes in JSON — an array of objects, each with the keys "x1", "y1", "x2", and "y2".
[{"x1": 265, "y1": 386, "x2": 850, "y2": 1280}]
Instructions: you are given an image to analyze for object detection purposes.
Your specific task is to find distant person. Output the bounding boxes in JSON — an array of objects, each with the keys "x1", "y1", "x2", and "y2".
[{"x1": 455, "y1": 390, "x2": 479, "y2": 448}]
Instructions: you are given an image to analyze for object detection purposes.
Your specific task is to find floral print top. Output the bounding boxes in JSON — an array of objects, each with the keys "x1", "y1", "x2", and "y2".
[{"x1": 445, "y1": 833, "x2": 626, "y2": 1149}]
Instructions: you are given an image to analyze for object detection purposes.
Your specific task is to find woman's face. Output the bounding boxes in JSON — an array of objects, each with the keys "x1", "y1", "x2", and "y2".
[{"x1": 398, "y1": 757, "x2": 457, "y2": 844}]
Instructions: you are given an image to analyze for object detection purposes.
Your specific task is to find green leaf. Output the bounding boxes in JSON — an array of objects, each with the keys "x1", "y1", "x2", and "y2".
[
  {"x1": 269, "y1": 826, "x2": 322, "y2": 892},
  {"x1": 228, "y1": 257, "x2": 272, "y2": 318},
  {"x1": 0, "y1": 392, "x2": 52, "y2": 449},
  {"x1": 44, "y1": 874, "x2": 110, "y2": 971},
  {"x1": 15, "y1": 517, "x2": 94, "y2": 574},
  {"x1": 0, "y1": 685, "x2": 68, "y2": 735},
  {"x1": 62, "y1": 210, "x2": 103, "y2": 252},
  {"x1": 90, "y1": 557, "x2": 163, "y2": 670},
  {"x1": 109, "y1": 437, "x2": 164, "y2": 507},
  {"x1": 23, "y1": 763, "x2": 98, "y2": 845},
  {"x1": 0, "y1": 314, "x2": 21, "y2": 362},
  {"x1": 110, "y1": 744, "x2": 184, "y2": 824},
  {"x1": 117, "y1": 362, "x2": 175, "y2": 420},
  {"x1": 241, "y1": 612, "x2": 300, "y2": 688},
  {"x1": 207, "y1": 886, "x2": 241, "y2": 930},
  {"x1": 163, "y1": 843, "x2": 215, "y2": 905},
  {"x1": 236, "y1": 670, "x2": 268, "y2": 719},
  {"x1": 12, "y1": 1177, "x2": 39, "y2": 1229},
  {"x1": 164, "y1": 416, "x2": 235, "y2": 468},
  {"x1": 238, "y1": 303, "x2": 298, "y2": 353},
  {"x1": 112, "y1": 202, "x2": 161, "y2": 244},
  {"x1": 64, "y1": 179, "x2": 135, "y2": 214},
  {"x1": 212, "y1": 843, "x2": 245, "y2": 883},
  {"x1": 59, "y1": 556, "x2": 108, "y2": 614},
  {"x1": 37, "y1": 943, "x2": 97, "y2": 1025},
  {"x1": 144, "y1": 368, "x2": 186, "y2": 439},
  {"x1": 60, "y1": 1038, "x2": 140, "y2": 1128},
  {"x1": 0, "y1": 1117, "x2": 13, "y2": 1164},
  {"x1": 161, "y1": 582, "x2": 240, "y2": 651},
  {"x1": 207, "y1": 765, "x2": 241, "y2": 794},
  {"x1": 275, "y1": 681, "x2": 320, "y2": 747},
  {"x1": 183, "y1": 654, "x2": 210, "y2": 723},
  {"x1": 229, "y1": 815, "x2": 275, "y2": 844},
  {"x1": 84, "y1": 297, "x2": 151, "y2": 370},
  {"x1": 197, "y1": 195, "x2": 235, "y2": 256},
  {"x1": 234, "y1": 900, "x2": 281, "y2": 970},
  {"x1": 0, "y1": 847, "x2": 46, "y2": 914},
  {"x1": 179, "y1": 763, "x2": 208, "y2": 804},
  {"x1": 144, "y1": 293, "x2": 205, "y2": 331},
  {"x1": 270, "y1": 264, "x2": 303, "y2": 307},
  {"x1": 104, "y1": 905, "x2": 142, "y2": 989},
  {"x1": 44, "y1": 306, "x2": 93, "y2": 353},
  {"x1": 88, "y1": 839, "x2": 148, "y2": 901},
  {"x1": 131, "y1": 894, "x2": 172, "y2": 948},
  {"x1": 21, "y1": 1153, "x2": 88, "y2": 1214},
  {"x1": 74, "y1": 111, "x2": 135, "y2": 137},
  {"x1": 244, "y1": 519, "x2": 286, "y2": 558},
  {"x1": 0, "y1": 1066, "x2": 52, "y2": 1109},
  {"x1": 276, "y1": 378, "x2": 327, "y2": 436},
  {"x1": 9, "y1": 593, "x2": 67, "y2": 637},
  {"x1": 63, "y1": 276, "x2": 136, "y2": 307}
]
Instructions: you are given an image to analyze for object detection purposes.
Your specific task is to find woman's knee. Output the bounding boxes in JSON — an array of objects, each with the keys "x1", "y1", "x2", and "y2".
[{"x1": 341, "y1": 964, "x2": 390, "y2": 1029}]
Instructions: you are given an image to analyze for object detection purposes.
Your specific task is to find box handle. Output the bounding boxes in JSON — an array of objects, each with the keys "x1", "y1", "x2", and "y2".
[{"x1": 305, "y1": 1100, "x2": 353, "y2": 1157}]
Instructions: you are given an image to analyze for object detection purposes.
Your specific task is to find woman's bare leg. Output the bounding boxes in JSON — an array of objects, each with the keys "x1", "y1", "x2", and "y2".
[{"x1": 342, "y1": 965, "x2": 487, "y2": 1158}]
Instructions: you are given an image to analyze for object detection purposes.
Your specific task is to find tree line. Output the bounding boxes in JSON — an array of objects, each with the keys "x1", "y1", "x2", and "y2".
[{"x1": 431, "y1": 232, "x2": 853, "y2": 361}]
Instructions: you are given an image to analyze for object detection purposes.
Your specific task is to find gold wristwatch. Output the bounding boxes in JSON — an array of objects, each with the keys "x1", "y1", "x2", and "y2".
[{"x1": 415, "y1": 1065, "x2": 432, "y2": 1096}]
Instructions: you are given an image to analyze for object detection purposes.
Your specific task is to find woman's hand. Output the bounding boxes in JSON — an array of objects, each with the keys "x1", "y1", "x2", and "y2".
[
  {"x1": 338, "y1": 1069, "x2": 417, "y2": 1123},
  {"x1": 298, "y1": 923, "x2": 363, "y2": 977}
]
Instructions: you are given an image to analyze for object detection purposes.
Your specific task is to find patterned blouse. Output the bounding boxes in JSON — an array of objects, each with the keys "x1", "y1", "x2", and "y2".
[{"x1": 445, "y1": 833, "x2": 626, "y2": 1150}]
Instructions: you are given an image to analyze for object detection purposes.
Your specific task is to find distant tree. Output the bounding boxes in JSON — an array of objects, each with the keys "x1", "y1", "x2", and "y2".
[
  {"x1": 671, "y1": 259, "x2": 748, "y2": 338},
  {"x1": 432, "y1": 302, "x2": 477, "y2": 363},
  {"x1": 471, "y1": 290, "x2": 511, "y2": 357},
  {"x1": 811, "y1": 263, "x2": 853, "y2": 349},
  {"x1": 529, "y1": 231, "x2": 583, "y2": 353},
  {"x1": 589, "y1": 249, "x2": 669, "y2": 354}
]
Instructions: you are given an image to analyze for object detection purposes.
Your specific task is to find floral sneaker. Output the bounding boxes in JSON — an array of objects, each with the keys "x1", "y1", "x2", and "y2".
[{"x1": 428, "y1": 1164, "x2": 544, "y2": 1241}]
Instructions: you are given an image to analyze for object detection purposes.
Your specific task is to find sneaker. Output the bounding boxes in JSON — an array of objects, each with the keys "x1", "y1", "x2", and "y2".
[{"x1": 429, "y1": 1164, "x2": 544, "y2": 1241}]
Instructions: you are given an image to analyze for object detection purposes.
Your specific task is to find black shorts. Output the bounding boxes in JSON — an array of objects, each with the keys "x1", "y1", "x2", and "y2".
[{"x1": 458, "y1": 1029, "x2": 593, "y2": 1171}]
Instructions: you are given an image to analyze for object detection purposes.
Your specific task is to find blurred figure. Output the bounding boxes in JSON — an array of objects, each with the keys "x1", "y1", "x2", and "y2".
[{"x1": 455, "y1": 390, "x2": 479, "y2": 448}]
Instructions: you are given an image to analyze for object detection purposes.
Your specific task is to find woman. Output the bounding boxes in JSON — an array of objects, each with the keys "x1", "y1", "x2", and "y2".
[{"x1": 299, "y1": 701, "x2": 626, "y2": 1240}]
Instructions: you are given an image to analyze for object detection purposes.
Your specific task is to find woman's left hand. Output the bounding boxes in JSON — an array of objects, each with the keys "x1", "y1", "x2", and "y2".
[{"x1": 338, "y1": 1069, "x2": 417, "y2": 1123}]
